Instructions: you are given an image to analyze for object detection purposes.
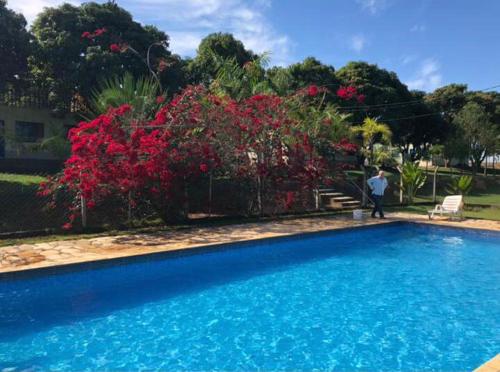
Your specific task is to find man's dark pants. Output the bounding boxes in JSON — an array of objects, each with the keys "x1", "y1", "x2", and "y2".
[{"x1": 371, "y1": 194, "x2": 384, "y2": 218}]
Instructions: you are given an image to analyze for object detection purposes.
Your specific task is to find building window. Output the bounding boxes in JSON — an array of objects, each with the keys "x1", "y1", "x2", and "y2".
[{"x1": 15, "y1": 121, "x2": 44, "y2": 142}]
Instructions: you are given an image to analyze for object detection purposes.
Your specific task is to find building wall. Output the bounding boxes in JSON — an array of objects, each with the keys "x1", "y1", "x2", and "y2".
[{"x1": 0, "y1": 104, "x2": 75, "y2": 161}]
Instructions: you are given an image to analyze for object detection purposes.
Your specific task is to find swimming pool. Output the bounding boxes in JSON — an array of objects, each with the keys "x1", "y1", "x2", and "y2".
[{"x1": 0, "y1": 223, "x2": 498, "y2": 371}]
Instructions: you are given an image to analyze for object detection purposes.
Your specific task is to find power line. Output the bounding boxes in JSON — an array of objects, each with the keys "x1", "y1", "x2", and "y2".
[{"x1": 320, "y1": 82, "x2": 500, "y2": 112}]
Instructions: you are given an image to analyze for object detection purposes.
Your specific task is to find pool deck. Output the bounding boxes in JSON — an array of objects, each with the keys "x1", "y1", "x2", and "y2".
[
  {"x1": 1, "y1": 212, "x2": 498, "y2": 275},
  {"x1": 1, "y1": 212, "x2": 499, "y2": 371}
]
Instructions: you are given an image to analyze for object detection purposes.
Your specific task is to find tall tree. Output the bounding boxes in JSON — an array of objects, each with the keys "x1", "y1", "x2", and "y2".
[
  {"x1": 335, "y1": 62, "x2": 416, "y2": 149},
  {"x1": 0, "y1": 0, "x2": 32, "y2": 91},
  {"x1": 425, "y1": 84, "x2": 468, "y2": 124},
  {"x1": 268, "y1": 57, "x2": 340, "y2": 98},
  {"x1": 187, "y1": 33, "x2": 256, "y2": 85},
  {"x1": 453, "y1": 102, "x2": 498, "y2": 173},
  {"x1": 29, "y1": 1, "x2": 170, "y2": 112}
]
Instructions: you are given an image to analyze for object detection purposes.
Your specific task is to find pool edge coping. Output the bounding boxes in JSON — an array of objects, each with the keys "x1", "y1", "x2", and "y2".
[
  {"x1": 1, "y1": 218, "x2": 499, "y2": 280},
  {"x1": 0, "y1": 219, "x2": 407, "y2": 280}
]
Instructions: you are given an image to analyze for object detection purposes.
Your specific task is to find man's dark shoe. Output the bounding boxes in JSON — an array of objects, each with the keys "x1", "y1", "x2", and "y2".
[
  {"x1": 380, "y1": 216, "x2": 386, "y2": 219},
  {"x1": 371, "y1": 214, "x2": 376, "y2": 218}
]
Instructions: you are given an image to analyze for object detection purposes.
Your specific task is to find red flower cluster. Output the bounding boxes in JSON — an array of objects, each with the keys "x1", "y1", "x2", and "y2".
[
  {"x1": 109, "y1": 43, "x2": 124, "y2": 53},
  {"x1": 336, "y1": 86, "x2": 365, "y2": 104},
  {"x1": 307, "y1": 85, "x2": 319, "y2": 97},
  {"x1": 336, "y1": 86, "x2": 358, "y2": 100},
  {"x1": 335, "y1": 138, "x2": 359, "y2": 154},
  {"x1": 44, "y1": 85, "x2": 360, "y2": 227},
  {"x1": 81, "y1": 28, "x2": 107, "y2": 40}
]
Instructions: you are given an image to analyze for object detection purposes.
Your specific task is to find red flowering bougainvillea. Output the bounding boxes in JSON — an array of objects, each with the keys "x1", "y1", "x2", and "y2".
[{"x1": 44, "y1": 83, "x2": 359, "y2": 227}]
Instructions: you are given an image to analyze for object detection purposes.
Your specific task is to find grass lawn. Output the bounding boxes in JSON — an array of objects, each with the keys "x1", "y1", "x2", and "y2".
[
  {"x1": 386, "y1": 204, "x2": 500, "y2": 221},
  {"x1": 346, "y1": 168, "x2": 500, "y2": 207},
  {"x1": 0, "y1": 173, "x2": 47, "y2": 185}
]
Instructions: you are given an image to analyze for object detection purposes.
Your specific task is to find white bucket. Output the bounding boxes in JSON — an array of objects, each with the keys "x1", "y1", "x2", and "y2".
[{"x1": 353, "y1": 209, "x2": 363, "y2": 220}]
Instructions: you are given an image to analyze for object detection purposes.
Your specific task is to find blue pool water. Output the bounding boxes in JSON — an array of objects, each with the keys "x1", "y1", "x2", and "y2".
[{"x1": 0, "y1": 223, "x2": 499, "y2": 371}]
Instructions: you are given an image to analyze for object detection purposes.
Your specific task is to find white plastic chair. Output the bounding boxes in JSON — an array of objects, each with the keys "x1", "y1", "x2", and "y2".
[{"x1": 428, "y1": 195, "x2": 464, "y2": 220}]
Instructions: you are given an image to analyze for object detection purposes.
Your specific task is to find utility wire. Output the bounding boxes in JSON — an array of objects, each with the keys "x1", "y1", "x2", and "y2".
[{"x1": 321, "y1": 83, "x2": 500, "y2": 112}]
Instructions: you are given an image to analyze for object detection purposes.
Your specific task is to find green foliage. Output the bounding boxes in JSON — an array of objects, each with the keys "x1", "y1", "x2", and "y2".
[
  {"x1": 453, "y1": 102, "x2": 498, "y2": 173},
  {"x1": 268, "y1": 57, "x2": 339, "y2": 98},
  {"x1": 210, "y1": 53, "x2": 273, "y2": 100},
  {"x1": 29, "y1": 1, "x2": 169, "y2": 111},
  {"x1": 0, "y1": 0, "x2": 32, "y2": 90},
  {"x1": 445, "y1": 175, "x2": 473, "y2": 196},
  {"x1": 88, "y1": 73, "x2": 160, "y2": 119},
  {"x1": 443, "y1": 135, "x2": 470, "y2": 166},
  {"x1": 425, "y1": 84, "x2": 468, "y2": 123},
  {"x1": 351, "y1": 117, "x2": 392, "y2": 165},
  {"x1": 335, "y1": 62, "x2": 418, "y2": 145},
  {"x1": 38, "y1": 124, "x2": 71, "y2": 159},
  {"x1": 187, "y1": 33, "x2": 256, "y2": 85},
  {"x1": 400, "y1": 161, "x2": 427, "y2": 204},
  {"x1": 372, "y1": 145, "x2": 398, "y2": 167}
]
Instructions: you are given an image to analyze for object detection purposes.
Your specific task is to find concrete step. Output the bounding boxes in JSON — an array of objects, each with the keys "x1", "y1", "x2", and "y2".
[
  {"x1": 320, "y1": 192, "x2": 343, "y2": 197},
  {"x1": 331, "y1": 196, "x2": 355, "y2": 201},
  {"x1": 341, "y1": 200, "x2": 361, "y2": 205}
]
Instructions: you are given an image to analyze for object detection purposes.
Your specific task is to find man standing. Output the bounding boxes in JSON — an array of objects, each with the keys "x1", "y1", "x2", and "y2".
[{"x1": 367, "y1": 170, "x2": 388, "y2": 218}]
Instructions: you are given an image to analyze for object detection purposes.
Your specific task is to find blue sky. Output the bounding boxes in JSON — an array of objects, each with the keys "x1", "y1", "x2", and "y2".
[{"x1": 13, "y1": 0, "x2": 500, "y2": 92}]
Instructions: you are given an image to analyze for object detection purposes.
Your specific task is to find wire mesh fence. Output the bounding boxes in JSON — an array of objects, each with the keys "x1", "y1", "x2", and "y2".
[
  {"x1": 1, "y1": 168, "x2": 497, "y2": 236},
  {"x1": 0, "y1": 174, "x2": 320, "y2": 236}
]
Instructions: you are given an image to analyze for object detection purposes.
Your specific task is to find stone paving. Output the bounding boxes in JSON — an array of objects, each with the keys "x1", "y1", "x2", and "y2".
[{"x1": 1, "y1": 212, "x2": 499, "y2": 274}]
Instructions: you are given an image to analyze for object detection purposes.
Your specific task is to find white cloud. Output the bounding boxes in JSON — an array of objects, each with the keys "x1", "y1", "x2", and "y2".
[
  {"x1": 406, "y1": 59, "x2": 443, "y2": 91},
  {"x1": 410, "y1": 24, "x2": 426, "y2": 32},
  {"x1": 350, "y1": 34, "x2": 366, "y2": 53},
  {"x1": 356, "y1": 0, "x2": 386, "y2": 14},
  {"x1": 401, "y1": 54, "x2": 417, "y2": 65},
  {"x1": 117, "y1": 0, "x2": 293, "y2": 65},
  {"x1": 11, "y1": 0, "x2": 80, "y2": 23},
  {"x1": 168, "y1": 31, "x2": 204, "y2": 57},
  {"x1": 10, "y1": 0, "x2": 293, "y2": 66}
]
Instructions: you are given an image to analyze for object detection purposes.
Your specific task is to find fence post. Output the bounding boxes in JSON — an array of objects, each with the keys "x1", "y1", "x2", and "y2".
[
  {"x1": 432, "y1": 166, "x2": 438, "y2": 203},
  {"x1": 314, "y1": 188, "x2": 319, "y2": 210},
  {"x1": 397, "y1": 166, "x2": 403, "y2": 205},
  {"x1": 81, "y1": 195, "x2": 87, "y2": 229},
  {"x1": 128, "y1": 191, "x2": 132, "y2": 223},
  {"x1": 208, "y1": 173, "x2": 213, "y2": 217}
]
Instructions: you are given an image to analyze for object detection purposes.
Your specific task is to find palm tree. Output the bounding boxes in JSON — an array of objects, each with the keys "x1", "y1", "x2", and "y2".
[
  {"x1": 210, "y1": 52, "x2": 274, "y2": 99},
  {"x1": 351, "y1": 117, "x2": 392, "y2": 206},
  {"x1": 86, "y1": 73, "x2": 161, "y2": 120}
]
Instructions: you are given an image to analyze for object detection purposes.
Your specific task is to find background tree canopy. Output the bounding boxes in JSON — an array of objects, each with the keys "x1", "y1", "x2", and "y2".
[
  {"x1": 0, "y1": 0, "x2": 32, "y2": 91},
  {"x1": 187, "y1": 32, "x2": 257, "y2": 86},
  {"x1": 0, "y1": 0, "x2": 498, "y2": 167},
  {"x1": 29, "y1": 1, "x2": 170, "y2": 111}
]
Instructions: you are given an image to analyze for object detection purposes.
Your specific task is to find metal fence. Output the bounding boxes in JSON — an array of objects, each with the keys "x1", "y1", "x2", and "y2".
[
  {"x1": 1, "y1": 169, "x2": 497, "y2": 237},
  {"x1": 0, "y1": 176, "x2": 319, "y2": 236}
]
